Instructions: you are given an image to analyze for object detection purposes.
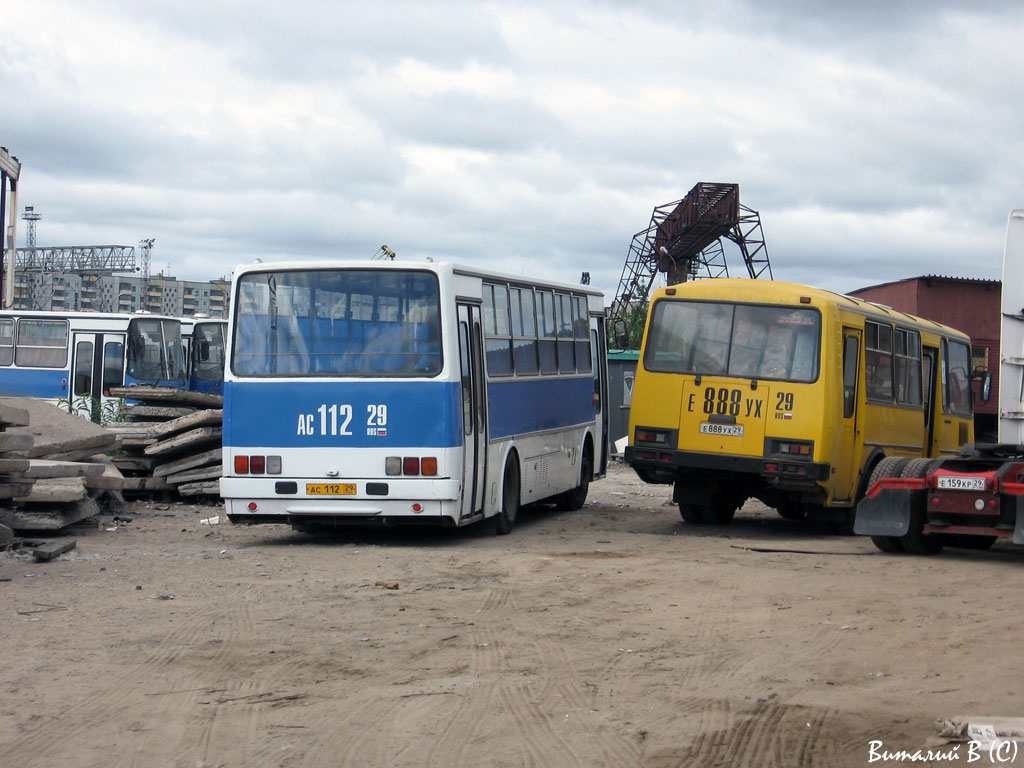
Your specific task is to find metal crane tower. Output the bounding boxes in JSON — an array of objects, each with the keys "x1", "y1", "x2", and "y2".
[{"x1": 609, "y1": 182, "x2": 772, "y2": 321}]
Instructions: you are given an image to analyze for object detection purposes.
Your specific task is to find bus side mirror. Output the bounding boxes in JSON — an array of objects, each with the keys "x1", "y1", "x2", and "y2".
[
  {"x1": 976, "y1": 369, "x2": 992, "y2": 404},
  {"x1": 613, "y1": 319, "x2": 629, "y2": 349}
]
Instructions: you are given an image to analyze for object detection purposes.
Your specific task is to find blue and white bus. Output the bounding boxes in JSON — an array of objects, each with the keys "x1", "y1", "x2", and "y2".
[
  {"x1": 0, "y1": 310, "x2": 187, "y2": 420},
  {"x1": 220, "y1": 260, "x2": 609, "y2": 534},
  {"x1": 182, "y1": 317, "x2": 227, "y2": 395}
]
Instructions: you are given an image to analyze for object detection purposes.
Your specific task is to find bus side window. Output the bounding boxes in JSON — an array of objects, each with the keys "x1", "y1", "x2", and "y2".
[
  {"x1": 459, "y1": 322, "x2": 473, "y2": 435},
  {"x1": 74, "y1": 340, "x2": 93, "y2": 396},
  {"x1": 843, "y1": 334, "x2": 858, "y2": 418},
  {"x1": 0, "y1": 319, "x2": 13, "y2": 366}
]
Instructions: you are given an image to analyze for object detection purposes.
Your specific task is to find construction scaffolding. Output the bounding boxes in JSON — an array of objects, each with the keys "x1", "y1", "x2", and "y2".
[{"x1": 610, "y1": 182, "x2": 772, "y2": 321}]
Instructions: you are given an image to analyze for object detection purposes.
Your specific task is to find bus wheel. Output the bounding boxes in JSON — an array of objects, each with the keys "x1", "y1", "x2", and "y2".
[
  {"x1": 702, "y1": 493, "x2": 738, "y2": 525},
  {"x1": 777, "y1": 498, "x2": 805, "y2": 520},
  {"x1": 898, "y1": 458, "x2": 943, "y2": 555},
  {"x1": 556, "y1": 452, "x2": 591, "y2": 511},
  {"x1": 678, "y1": 503, "x2": 705, "y2": 524},
  {"x1": 495, "y1": 455, "x2": 520, "y2": 536}
]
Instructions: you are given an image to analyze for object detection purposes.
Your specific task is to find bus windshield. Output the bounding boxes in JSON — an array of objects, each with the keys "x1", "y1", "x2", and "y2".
[
  {"x1": 644, "y1": 299, "x2": 820, "y2": 382},
  {"x1": 191, "y1": 322, "x2": 226, "y2": 384},
  {"x1": 127, "y1": 318, "x2": 186, "y2": 383},
  {"x1": 232, "y1": 269, "x2": 442, "y2": 377}
]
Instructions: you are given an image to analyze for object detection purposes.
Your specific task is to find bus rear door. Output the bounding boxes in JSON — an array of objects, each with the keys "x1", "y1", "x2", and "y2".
[{"x1": 457, "y1": 303, "x2": 487, "y2": 521}]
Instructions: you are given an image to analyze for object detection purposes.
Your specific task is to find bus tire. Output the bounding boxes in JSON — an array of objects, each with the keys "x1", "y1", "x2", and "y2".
[
  {"x1": 495, "y1": 455, "x2": 520, "y2": 536},
  {"x1": 556, "y1": 449, "x2": 591, "y2": 511},
  {"x1": 898, "y1": 458, "x2": 943, "y2": 555},
  {"x1": 678, "y1": 503, "x2": 705, "y2": 524},
  {"x1": 702, "y1": 493, "x2": 739, "y2": 525}
]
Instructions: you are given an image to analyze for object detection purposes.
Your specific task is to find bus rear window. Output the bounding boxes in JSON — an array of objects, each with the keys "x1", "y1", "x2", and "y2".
[
  {"x1": 232, "y1": 269, "x2": 442, "y2": 377},
  {"x1": 643, "y1": 299, "x2": 820, "y2": 383}
]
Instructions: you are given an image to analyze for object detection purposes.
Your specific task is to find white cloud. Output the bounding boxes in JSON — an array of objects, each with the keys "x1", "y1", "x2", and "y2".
[{"x1": 1, "y1": 0, "x2": 1022, "y2": 304}]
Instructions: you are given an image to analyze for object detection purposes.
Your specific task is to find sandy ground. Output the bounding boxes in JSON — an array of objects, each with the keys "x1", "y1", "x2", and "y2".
[{"x1": 2, "y1": 461, "x2": 1024, "y2": 767}]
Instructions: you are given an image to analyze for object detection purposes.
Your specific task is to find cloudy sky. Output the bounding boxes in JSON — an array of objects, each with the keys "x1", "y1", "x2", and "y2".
[{"x1": 3, "y1": 0, "x2": 1023, "y2": 301}]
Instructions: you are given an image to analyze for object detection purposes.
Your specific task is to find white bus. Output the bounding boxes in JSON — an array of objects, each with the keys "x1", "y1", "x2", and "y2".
[
  {"x1": 0, "y1": 310, "x2": 187, "y2": 421},
  {"x1": 220, "y1": 260, "x2": 609, "y2": 534},
  {"x1": 181, "y1": 317, "x2": 227, "y2": 395}
]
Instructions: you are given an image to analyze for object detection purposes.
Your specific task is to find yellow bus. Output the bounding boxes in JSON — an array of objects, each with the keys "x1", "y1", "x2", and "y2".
[{"x1": 623, "y1": 278, "x2": 975, "y2": 527}]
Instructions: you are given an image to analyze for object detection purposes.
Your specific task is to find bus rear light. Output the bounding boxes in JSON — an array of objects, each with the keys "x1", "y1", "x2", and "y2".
[
  {"x1": 412, "y1": 503, "x2": 423, "y2": 512},
  {"x1": 636, "y1": 429, "x2": 669, "y2": 445},
  {"x1": 234, "y1": 455, "x2": 282, "y2": 475},
  {"x1": 765, "y1": 462, "x2": 779, "y2": 472},
  {"x1": 385, "y1": 457, "x2": 402, "y2": 476},
  {"x1": 247, "y1": 502, "x2": 258, "y2": 511},
  {"x1": 768, "y1": 439, "x2": 813, "y2": 459},
  {"x1": 421, "y1": 457, "x2": 437, "y2": 476},
  {"x1": 404, "y1": 457, "x2": 420, "y2": 475}
]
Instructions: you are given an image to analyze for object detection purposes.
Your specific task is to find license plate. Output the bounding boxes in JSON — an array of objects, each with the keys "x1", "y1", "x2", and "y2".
[
  {"x1": 935, "y1": 476, "x2": 986, "y2": 491},
  {"x1": 700, "y1": 422, "x2": 744, "y2": 437},
  {"x1": 306, "y1": 483, "x2": 357, "y2": 495}
]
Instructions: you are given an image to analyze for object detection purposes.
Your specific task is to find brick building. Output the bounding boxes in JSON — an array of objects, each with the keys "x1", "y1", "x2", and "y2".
[{"x1": 848, "y1": 276, "x2": 1000, "y2": 439}]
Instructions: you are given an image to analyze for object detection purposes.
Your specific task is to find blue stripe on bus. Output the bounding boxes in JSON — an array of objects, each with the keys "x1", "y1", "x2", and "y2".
[
  {"x1": 486, "y1": 377, "x2": 595, "y2": 439},
  {"x1": 224, "y1": 380, "x2": 462, "y2": 448},
  {"x1": 0, "y1": 368, "x2": 69, "y2": 398}
]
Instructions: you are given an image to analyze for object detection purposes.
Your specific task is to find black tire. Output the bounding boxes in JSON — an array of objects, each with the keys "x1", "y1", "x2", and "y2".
[
  {"x1": 702, "y1": 493, "x2": 739, "y2": 525},
  {"x1": 495, "y1": 455, "x2": 520, "y2": 536},
  {"x1": 898, "y1": 458, "x2": 943, "y2": 555},
  {"x1": 678, "y1": 503, "x2": 705, "y2": 524},
  {"x1": 777, "y1": 499, "x2": 806, "y2": 520},
  {"x1": 870, "y1": 535, "x2": 904, "y2": 553},
  {"x1": 556, "y1": 451, "x2": 591, "y2": 511},
  {"x1": 864, "y1": 457, "x2": 910, "y2": 552}
]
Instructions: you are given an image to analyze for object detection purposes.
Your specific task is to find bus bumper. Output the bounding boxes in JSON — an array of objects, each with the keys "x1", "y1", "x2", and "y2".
[
  {"x1": 853, "y1": 488, "x2": 915, "y2": 537},
  {"x1": 220, "y1": 477, "x2": 463, "y2": 526},
  {"x1": 624, "y1": 446, "x2": 830, "y2": 483}
]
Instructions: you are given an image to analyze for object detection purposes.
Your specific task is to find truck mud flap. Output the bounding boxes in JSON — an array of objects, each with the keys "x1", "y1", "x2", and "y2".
[
  {"x1": 853, "y1": 489, "x2": 917, "y2": 537},
  {"x1": 1014, "y1": 496, "x2": 1024, "y2": 545}
]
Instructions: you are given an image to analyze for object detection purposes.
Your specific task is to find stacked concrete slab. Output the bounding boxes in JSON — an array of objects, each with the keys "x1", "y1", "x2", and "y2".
[
  {"x1": 0, "y1": 397, "x2": 128, "y2": 532},
  {"x1": 107, "y1": 385, "x2": 223, "y2": 498}
]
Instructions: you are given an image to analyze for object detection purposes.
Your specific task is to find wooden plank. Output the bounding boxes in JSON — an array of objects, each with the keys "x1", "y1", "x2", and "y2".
[
  {"x1": 111, "y1": 455, "x2": 158, "y2": 473},
  {"x1": 0, "y1": 403, "x2": 30, "y2": 427},
  {"x1": 108, "y1": 385, "x2": 223, "y2": 408},
  {"x1": 0, "y1": 398, "x2": 118, "y2": 458},
  {"x1": 177, "y1": 480, "x2": 221, "y2": 496},
  {"x1": 149, "y1": 409, "x2": 222, "y2": 439},
  {"x1": 0, "y1": 458, "x2": 30, "y2": 473},
  {"x1": 4, "y1": 496, "x2": 101, "y2": 531},
  {"x1": 32, "y1": 537, "x2": 77, "y2": 561},
  {"x1": 0, "y1": 482, "x2": 35, "y2": 499},
  {"x1": 123, "y1": 404, "x2": 197, "y2": 420},
  {"x1": 165, "y1": 465, "x2": 221, "y2": 485},
  {"x1": 121, "y1": 476, "x2": 171, "y2": 491},
  {"x1": 83, "y1": 460, "x2": 125, "y2": 491},
  {"x1": 143, "y1": 427, "x2": 222, "y2": 457},
  {"x1": 0, "y1": 432, "x2": 35, "y2": 453},
  {"x1": 24, "y1": 460, "x2": 105, "y2": 479},
  {"x1": 15, "y1": 477, "x2": 87, "y2": 503},
  {"x1": 153, "y1": 447, "x2": 222, "y2": 477},
  {"x1": 45, "y1": 438, "x2": 122, "y2": 462}
]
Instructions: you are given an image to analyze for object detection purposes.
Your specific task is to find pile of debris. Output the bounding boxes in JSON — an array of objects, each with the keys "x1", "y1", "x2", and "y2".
[
  {"x1": 106, "y1": 385, "x2": 223, "y2": 499},
  {"x1": 0, "y1": 397, "x2": 128, "y2": 535}
]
